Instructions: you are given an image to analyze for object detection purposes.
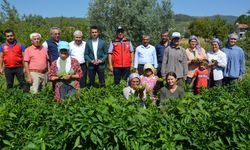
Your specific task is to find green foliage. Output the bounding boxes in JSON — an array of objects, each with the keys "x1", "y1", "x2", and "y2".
[
  {"x1": 88, "y1": 0, "x2": 173, "y2": 46},
  {"x1": 188, "y1": 16, "x2": 230, "y2": 40},
  {"x1": 0, "y1": 74, "x2": 250, "y2": 149}
]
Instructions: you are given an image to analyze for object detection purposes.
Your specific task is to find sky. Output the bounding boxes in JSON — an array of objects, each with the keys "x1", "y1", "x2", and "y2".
[{"x1": 1, "y1": 0, "x2": 249, "y2": 18}]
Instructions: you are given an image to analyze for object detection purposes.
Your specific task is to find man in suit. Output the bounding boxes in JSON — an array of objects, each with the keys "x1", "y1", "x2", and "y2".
[{"x1": 84, "y1": 26, "x2": 108, "y2": 87}]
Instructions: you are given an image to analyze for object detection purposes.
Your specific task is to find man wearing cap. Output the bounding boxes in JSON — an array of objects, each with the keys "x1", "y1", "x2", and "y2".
[
  {"x1": 161, "y1": 32, "x2": 188, "y2": 85},
  {"x1": 134, "y1": 35, "x2": 158, "y2": 75},
  {"x1": 84, "y1": 25, "x2": 108, "y2": 87},
  {"x1": 0, "y1": 29, "x2": 27, "y2": 91},
  {"x1": 24, "y1": 33, "x2": 49, "y2": 94},
  {"x1": 69, "y1": 30, "x2": 87, "y2": 88},
  {"x1": 155, "y1": 31, "x2": 170, "y2": 77},
  {"x1": 108, "y1": 26, "x2": 134, "y2": 84},
  {"x1": 222, "y1": 33, "x2": 245, "y2": 85},
  {"x1": 49, "y1": 41, "x2": 83, "y2": 102}
]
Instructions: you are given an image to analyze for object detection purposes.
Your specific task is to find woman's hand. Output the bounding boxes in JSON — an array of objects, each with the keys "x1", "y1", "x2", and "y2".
[
  {"x1": 61, "y1": 74, "x2": 71, "y2": 80},
  {"x1": 51, "y1": 76, "x2": 59, "y2": 81}
]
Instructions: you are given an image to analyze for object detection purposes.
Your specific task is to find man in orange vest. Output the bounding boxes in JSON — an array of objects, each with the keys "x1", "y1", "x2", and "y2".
[
  {"x1": 0, "y1": 29, "x2": 27, "y2": 91},
  {"x1": 108, "y1": 26, "x2": 134, "y2": 84}
]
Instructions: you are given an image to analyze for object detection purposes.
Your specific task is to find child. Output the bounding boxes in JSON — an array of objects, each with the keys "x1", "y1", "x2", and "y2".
[
  {"x1": 190, "y1": 59, "x2": 209, "y2": 94},
  {"x1": 140, "y1": 64, "x2": 158, "y2": 104}
]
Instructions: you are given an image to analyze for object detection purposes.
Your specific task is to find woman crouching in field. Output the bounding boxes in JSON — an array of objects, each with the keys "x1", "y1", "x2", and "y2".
[
  {"x1": 49, "y1": 41, "x2": 83, "y2": 102},
  {"x1": 123, "y1": 73, "x2": 147, "y2": 108}
]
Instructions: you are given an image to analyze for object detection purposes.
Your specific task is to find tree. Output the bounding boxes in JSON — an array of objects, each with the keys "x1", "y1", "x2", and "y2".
[
  {"x1": 0, "y1": 0, "x2": 20, "y2": 28},
  {"x1": 88, "y1": 0, "x2": 173, "y2": 46},
  {"x1": 188, "y1": 16, "x2": 229, "y2": 40}
]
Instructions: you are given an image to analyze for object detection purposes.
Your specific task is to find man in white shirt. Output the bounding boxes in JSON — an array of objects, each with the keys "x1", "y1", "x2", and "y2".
[
  {"x1": 69, "y1": 30, "x2": 87, "y2": 88},
  {"x1": 134, "y1": 35, "x2": 158, "y2": 75}
]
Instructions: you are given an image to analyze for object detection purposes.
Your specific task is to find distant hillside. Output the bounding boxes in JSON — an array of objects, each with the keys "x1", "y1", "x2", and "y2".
[{"x1": 174, "y1": 14, "x2": 238, "y2": 24}]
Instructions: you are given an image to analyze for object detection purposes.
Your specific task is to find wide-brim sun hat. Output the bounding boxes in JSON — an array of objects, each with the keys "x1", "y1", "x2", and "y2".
[{"x1": 143, "y1": 64, "x2": 156, "y2": 74}]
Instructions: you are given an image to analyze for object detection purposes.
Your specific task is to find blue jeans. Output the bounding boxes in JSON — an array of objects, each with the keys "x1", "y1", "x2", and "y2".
[
  {"x1": 60, "y1": 82, "x2": 76, "y2": 100},
  {"x1": 80, "y1": 63, "x2": 87, "y2": 88},
  {"x1": 113, "y1": 67, "x2": 130, "y2": 84},
  {"x1": 88, "y1": 65, "x2": 105, "y2": 87}
]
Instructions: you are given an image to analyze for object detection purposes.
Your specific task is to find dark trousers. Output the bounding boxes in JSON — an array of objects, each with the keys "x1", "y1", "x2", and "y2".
[
  {"x1": 157, "y1": 64, "x2": 162, "y2": 78},
  {"x1": 4, "y1": 67, "x2": 27, "y2": 90},
  {"x1": 60, "y1": 82, "x2": 76, "y2": 100},
  {"x1": 80, "y1": 63, "x2": 87, "y2": 88},
  {"x1": 88, "y1": 65, "x2": 105, "y2": 87},
  {"x1": 209, "y1": 71, "x2": 223, "y2": 87},
  {"x1": 137, "y1": 64, "x2": 145, "y2": 75},
  {"x1": 113, "y1": 67, "x2": 130, "y2": 84},
  {"x1": 223, "y1": 77, "x2": 238, "y2": 85}
]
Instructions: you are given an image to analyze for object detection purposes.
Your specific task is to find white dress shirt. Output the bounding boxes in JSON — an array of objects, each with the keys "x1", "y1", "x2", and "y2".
[
  {"x1": 69, "y1": 41, "x2": 86, "y2": 64},
  {"x1": 134, "y1": 44, "x2": 158, "y2": 68},
  {"x1": 92, "y1": 38, "x2": 99, "y2": 60}
]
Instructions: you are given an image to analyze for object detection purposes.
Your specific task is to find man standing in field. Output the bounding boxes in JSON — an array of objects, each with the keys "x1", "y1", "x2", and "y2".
[
  {"x1": 134, "y1": 35, "x2": 158, "y2": 75},
  {"x1": 108, "y1": 26, "x2": 134, "y2": 84},
  {"x1": 0, "y1": 29, "x2": 27, "y2": 91},
  {"x1": 42, "y1": 27, "x2": 62, "y2": 64},
  {"x1": 161, "y1": 32, "x2": 188, "y2": 86},
  {"x1": 24, "y1": 33, "x2": 49, "y2": 93},
  {"x1": 222, "y1": 33, "x2": 245, "y2": 85},
  {"x1": 155, "y1": 31, "x2": 170, "y2": 77},
  {"x1": 84, "y1": 26, "x2": 108, "y2": 87},
  {"x1": 69, "y1": 30, "x2": 87, "y2": 88}
]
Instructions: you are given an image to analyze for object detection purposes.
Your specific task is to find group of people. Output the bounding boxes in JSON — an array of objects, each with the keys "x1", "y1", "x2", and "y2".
[
  {"x1": 122, "y1": 31, "x2": 245, "y2": 107},
  {"x1": 0, "y1": 26, "x2": 245, "y2": 104}
]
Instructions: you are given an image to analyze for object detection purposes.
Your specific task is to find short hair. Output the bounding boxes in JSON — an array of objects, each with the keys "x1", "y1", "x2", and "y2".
[
  {"x1": 73, "y1": 30, "x2": 83, "y2": 37},
  {"x1": 161, "y1": 30, "x2": 169, "y2": 35},
  {"x1": 50, "y1": 27, "x2": 61, "y2": 34},
  {"x1": 30, "y1": 33, "x2": 41, "y2": 40},
  {"x1": 142, "y1": 35, "x2": 150, "y2": 39},
  {"x1": 4, "y1": 29, "x2": 15, "y2": 35},
  {"x1": 165, "y1": 71, "x2": 177, "y2": 79},
  {"x1": 90, "y1": 25, "x2": 99, "y2": 31}
]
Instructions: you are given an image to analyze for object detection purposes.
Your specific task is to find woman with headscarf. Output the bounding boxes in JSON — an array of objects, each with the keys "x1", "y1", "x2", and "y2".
[
  {"x1": 185, "y1": 35, "x2": 207, "y2": 84},
  {"x1": 123, "y1": 73, "x2": 146, "y2": 107},
  {"x1": 49, "y1": 41, "x2": 83, "y2": 102},
  {"x1": 207, "y1": 38, "x2": 227, "y2": 87},
  {"x1": 222, "y1": 33, "x2": 245, "y2": 85}
]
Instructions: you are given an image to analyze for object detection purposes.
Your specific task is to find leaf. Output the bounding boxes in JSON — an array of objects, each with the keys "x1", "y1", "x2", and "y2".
[
  {"x1": 26, "y1": 142, "x2": 37, "y2": 149},
  {"x1": 90, "y1": 133, "x2": 97, "y2": 144},
  {"x1": 73, "y1": 136, "x2": 82, "y2": 148},
  {"x1": 9, "y1": 112, "x2": 17, "y2": 118},
  {"x1": 3, "y1": 140, "x2": 11, "y2": 146},
  {"x1": 41, "y1": 142, "x2": 46, "y2": 150},
  {"x1": 96, "y1": 114, "x2": 102, "y2": 122},
  {"x1": 174, "y1": 134, "x2": 190, "y2": 141}
]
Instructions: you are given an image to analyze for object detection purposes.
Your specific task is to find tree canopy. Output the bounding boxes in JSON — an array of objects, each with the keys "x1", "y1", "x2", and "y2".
[{"x1": 88, "y1": 0, "x2": 173, "y2": 46}]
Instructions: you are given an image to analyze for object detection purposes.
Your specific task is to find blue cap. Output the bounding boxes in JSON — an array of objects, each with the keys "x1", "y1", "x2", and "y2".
[{"x1": 58, "y1": 41, "x2": 69, "y2": 51}]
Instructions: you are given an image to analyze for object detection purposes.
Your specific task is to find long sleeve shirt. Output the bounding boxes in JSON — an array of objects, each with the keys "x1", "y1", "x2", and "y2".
[
  {"x1": 186, "y1": 47, "x2": 207, "y2": 78},
  {"x1": 155, "y1": 42, "x2": 169, "y2": 65},
  {"x1": 222, "y1": 45, "x2": 245, "y2": 78},
  {"x1": 134, "y1": 44, "x2": 158, "y2": 68},
  {"x1": 207, "y1": 50, "x2": 227, "y2": 81},
  {"x1": 161, "y1": 46, "x2": 188, "y2": 79}
]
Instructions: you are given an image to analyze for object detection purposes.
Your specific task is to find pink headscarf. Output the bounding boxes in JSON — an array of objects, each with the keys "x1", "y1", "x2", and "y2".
[{"x1": 189, "y1": 35, "x2": 202, "y2": 55}]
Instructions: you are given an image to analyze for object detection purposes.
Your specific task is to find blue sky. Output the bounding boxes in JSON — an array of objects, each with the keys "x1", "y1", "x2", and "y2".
[{"x1": 1, "y1": 0, "x2": 249, "y2": 18}]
